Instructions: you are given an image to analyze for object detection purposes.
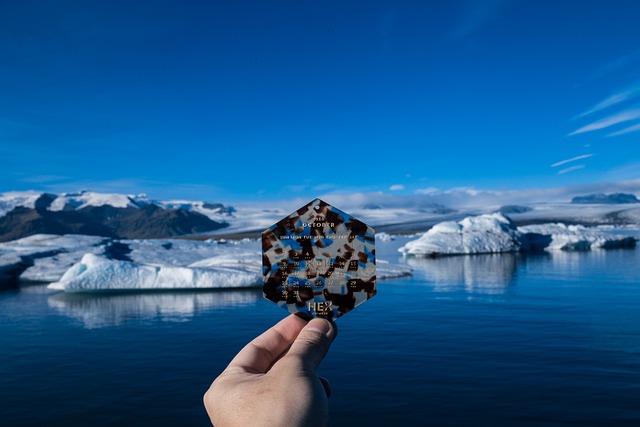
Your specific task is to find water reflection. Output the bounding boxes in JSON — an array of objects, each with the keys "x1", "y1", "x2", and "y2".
[
  {"x1": 48, "y1": 289, "x2": 261, "y2": 329},
  {"x1": 406, "y1": 253, "x2": 521, "y2": 294}
]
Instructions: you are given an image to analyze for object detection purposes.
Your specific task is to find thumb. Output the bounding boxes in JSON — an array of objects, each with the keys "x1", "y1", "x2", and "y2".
[{"x1": 285, "y1": 318, "x2": 336, "y2": 372}]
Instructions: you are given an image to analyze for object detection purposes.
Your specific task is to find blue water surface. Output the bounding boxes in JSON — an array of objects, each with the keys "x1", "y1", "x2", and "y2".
[{"x1": 1, "y1": 240, "x2": 639, "y2": 426}]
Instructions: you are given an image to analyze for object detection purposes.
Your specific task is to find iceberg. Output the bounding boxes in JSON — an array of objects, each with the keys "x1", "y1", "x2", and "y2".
[
  {"x1": 44, "y1": 234, "x2": 412, "y2": 292},
  {"x1": 520, "y1": 223, "x2": 637, "y2": 251},
  {"x1": 399, "y1": 213, "x2": 638, "y2": 256},
  {"x1": 398, "y1": 213, "x2": 526, "y2": 256},
  {"x1": 48, "y1": 253, "x2": 261, "y2": 292}
]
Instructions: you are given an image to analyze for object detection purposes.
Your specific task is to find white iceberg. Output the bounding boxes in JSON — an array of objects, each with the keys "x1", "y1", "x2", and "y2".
[
  {"x1": 520, "y1": 223, "x2": 637, "y2": 251},
  {"x1": 48, "y1": 253, "x2": 261, "y2": 292},
  {"x1": 398, "y1": 213, "x2": 526, "y2": 256},
  {"x1": 399, "y1": 213, "x2": 637, "y2": 256}
]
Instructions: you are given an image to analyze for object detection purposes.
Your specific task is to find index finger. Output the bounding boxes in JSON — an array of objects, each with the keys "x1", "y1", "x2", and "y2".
[{"x1": 225, "y1": 314, "x2": 308, "y2": 374}]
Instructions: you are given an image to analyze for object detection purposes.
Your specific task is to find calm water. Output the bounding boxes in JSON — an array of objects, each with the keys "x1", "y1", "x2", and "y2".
[{"x1": 1, "y1": 239, "x2": 640, "y2": 426}]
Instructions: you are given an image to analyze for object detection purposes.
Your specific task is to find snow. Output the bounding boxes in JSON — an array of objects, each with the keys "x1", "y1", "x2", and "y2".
[
  {"x1": 48, "y1": 253, "x2": 262, "y2": 292},
  {"x1": 48, "y1": 191, "x2": 148, "y2": 210},
  {"x1": 520, "y1": 223, "x2": 638, "y2": 251},
  {"x1": 46, "y1": 235, "x2": 412, "y2": 292},
  {"x1": 399, "y1": 213, "x2": 638, "y2": 256},
  {"x1": 505, "y1": 203, "x2": 640, "y2": 226},
  {"x1": 0, "y1": 190, "x2": 43, "y2": 217},
  {"x1": 399, "y1": 213, "x2": 526, "y2": 256},
  {"x1": 160, "y1": 199, "x2": 233, "y2": 221},
  {"x1": 4, "y1": 189, "x2": 640, "y2": 238}
]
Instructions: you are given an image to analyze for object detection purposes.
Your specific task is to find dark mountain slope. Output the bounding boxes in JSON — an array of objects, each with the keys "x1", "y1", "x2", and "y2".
[{"x1": 0, "y1": 202, "x2": 227, "y2": 242}]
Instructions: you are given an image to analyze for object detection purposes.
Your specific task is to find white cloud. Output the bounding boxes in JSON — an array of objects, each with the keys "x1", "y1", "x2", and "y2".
[
  {"x1": 607, "y1": 122, "x2": 640, "y2": 137},
  {"x1": 389, "y1": 184, "x2": 405, "y2": 191},
  {"x1": 195, "y1": 179, "x2": 640, "y2": 214},
  {"x1": 558, "y1": 165, "x2": 585, "y2": 175},
  {"x1": 576, "y1": 80, "x2": 640, "y2": 118},
  {"x1": 415, "y1": 187, "x2": 440, "y2": 195},
  {"x1": 550, "y1": 154, "x2": 593, "y2": 168},
  {"x1": 569, "y1": 107, "x2": 640, "y2": 136}
]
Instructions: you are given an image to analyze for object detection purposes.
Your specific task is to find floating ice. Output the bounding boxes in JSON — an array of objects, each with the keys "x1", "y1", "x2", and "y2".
[
  {"x1": 520, "y1": 223, "x2": 637, "y2": 251},
  {"x1": 48, "y1": 253, "x2": 261, "y2": 292},
  {"x1": 399, "y1": 213, "x2": 526, "y2": 256},
  {"x1": 399, "y1": 213, "x2": 637, "y2": 256}
]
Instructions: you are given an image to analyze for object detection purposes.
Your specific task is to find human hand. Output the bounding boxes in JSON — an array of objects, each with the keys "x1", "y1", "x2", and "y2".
[{"x1": 204, "y1": 314, "x2": 337, "y2": 427}]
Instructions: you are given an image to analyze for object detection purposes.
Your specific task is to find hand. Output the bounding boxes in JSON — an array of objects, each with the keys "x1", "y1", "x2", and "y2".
[{"x1": 204, "y1": 314, "x2": 337, "y2": 427}]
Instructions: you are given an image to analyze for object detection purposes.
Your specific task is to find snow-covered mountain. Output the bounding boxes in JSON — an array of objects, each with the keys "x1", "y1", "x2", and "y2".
[
  {"x1": 0, "y1": 190, "x2": 234, "y2": 218},
  {"x1": 1, "y1": 187, "x2": 639, "y2": 290},
  {"x1": 0, "y1": 191, "x2": 232, "y2": 242},
  {"x1": 3, "y1": 189, "x2": 640, "y2": 243}
]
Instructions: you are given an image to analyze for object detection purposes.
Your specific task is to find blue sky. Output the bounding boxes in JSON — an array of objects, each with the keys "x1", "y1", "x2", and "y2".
[{"x1": 1, "y1": 0, "x2": 639, "y2": 202}]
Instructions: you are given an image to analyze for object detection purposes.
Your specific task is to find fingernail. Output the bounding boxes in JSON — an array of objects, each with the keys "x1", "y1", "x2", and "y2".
[{"x1": 306, "y1": 318, "x2": 335, "y2": 340}]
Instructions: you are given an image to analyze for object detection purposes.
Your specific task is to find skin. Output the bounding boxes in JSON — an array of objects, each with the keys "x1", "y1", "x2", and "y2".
[{"x1": 204, "y1": 315, "x2": 337, "y2": 427}]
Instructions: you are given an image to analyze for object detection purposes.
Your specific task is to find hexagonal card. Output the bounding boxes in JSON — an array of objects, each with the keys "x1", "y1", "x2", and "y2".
[{"x1": 262, "y1": 198, "x2": 376, "y2": 319}]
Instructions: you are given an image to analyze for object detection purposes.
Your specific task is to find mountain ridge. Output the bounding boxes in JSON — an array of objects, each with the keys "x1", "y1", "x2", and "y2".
[{"x1": 0, "y1": 192, "x2": 230, "y2": 242}]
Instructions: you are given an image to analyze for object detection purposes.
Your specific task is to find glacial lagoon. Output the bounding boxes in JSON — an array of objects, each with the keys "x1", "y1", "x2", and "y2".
[{"x1": 1, "y1": 237, "x2": 639, "y2": 426}]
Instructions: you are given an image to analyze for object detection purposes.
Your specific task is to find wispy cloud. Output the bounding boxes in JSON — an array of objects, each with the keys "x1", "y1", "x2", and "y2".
[
  {"x1": 550, "y1": 154, "x2": 593, "y2": 168},
  {"x1": 557, "y1": 165, "x2": 585, "y2": 175},
  {"x1": 389, "y1": 184, "x2": 405, "y2": 191},
  {"x1": 607, "y1": 122, "x2": 640, "y2": 137},
  {"x1": 576, "y1": 80, "x2": 640, "y2": 118},
  {"x1": 568, "y1": 107, "x2": 640, "y2": 136},
  {"x1": 415, "y1": 187, "x2": 439, "y2": 195}
]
